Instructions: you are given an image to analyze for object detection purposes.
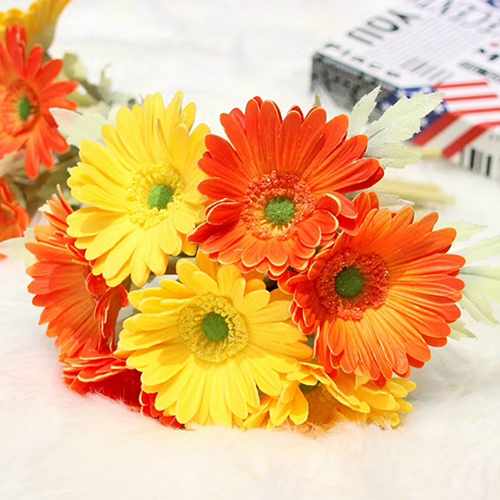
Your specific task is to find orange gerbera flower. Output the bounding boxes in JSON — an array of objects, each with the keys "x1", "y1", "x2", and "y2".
[
  {"x1": 190, "y1": 97, "x2": 383, "y2": 277},
  {"x1": 0, "y1": 176, "x2": 28, "y2": 258},
  {"x1": 26, "y1": 191, "x2": 128, "y2": 358},
  {"x1": 63, "y1": 352, "x2": 182, "y2": 428},
  {"x1": 284, "y1": 192, "x2": 465, "y2": 383},
  {"x1": 0, "y1": 26, "x2": 76, "y2": 179}
]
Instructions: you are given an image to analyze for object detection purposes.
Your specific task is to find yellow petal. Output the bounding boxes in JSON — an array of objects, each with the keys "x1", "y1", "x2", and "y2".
[
  {"x1": 141, "y1": 348, "x2": 189, "y2": 385},
  {"x1": 128, "y1": 287, "x2": 169, "y2": 310},
  {"x1": 289, "y1": 390, "x2": 309, "y2": 425},
  {"x1": 146, "y1": 225, "x2": 169, "y2": 276},
  {"x1": 181, "y1": 235, "x2": 198, "y2": 256},
  {"x1": 125, "y1": 346, "x2": 164, "y2": 369},
  {"x1": 209, "y1": 367, "x2": 232, "y2": 426},
  {"x1": 79, "y1": 139, "x2": 130, "y2": 180},
  {"x1": 246, "y1": 357, "x2": 282, "y2": 397},
  {"x1": 357, "y1": 386, "x2": 399, "y2": 411},
  {"x1": 194, "y1": 366, "x2": 213, "y2": 425},
  {"x1": 237, "y1": 289, "x2": 270, "y2": 315},
  {"x1": 154, "y1": 357, "x2": 195, "y2": 411},
  {"x1": 224, "y1": 361, "x2": 249, "y2": 419},
  {"x1": 196, "y1": 251, "x2": 218, "y2": 280},
  {"x1": 100, "y1": 230, "x2": 138, "y2": 281},
  {"x1": 169, "y1": 124, "x2": 190, "y2": 170},
  {"x1": 130, "y1": 237, "x2": 151, "y2": 287},
  {"x1": 217, "y1": 265, "x2": 242, "y2": 297},
  {"x1": 237, "y1": 358, "x2": 260, "y2": 409},
  {"x1": 124, "y1": 310, "x2": 178, "y2": 332},
  {"x1": 190, "y1": 270, "x2": 218, "y2": 294},
  {"x1": 181, "y1": 101, "x2": 196, "y2": 131},
  {"x1": 101, "y1": 256, "x2": 132, "y2": 288},
  {"x1": 245, "y1": 278, "x2": 266, "y2": 294},
  {"x1": 159, "y1": 218, "x2": 182, "y2": 256},
  {"x1": 248, "y1": 300, "x2": 291, "y2": 324},
  {"x1": 75, "y1": 218, "x2": 134, "y2": 261},
  {"x1": 175, "y1": 364, "x2": 206, "y2": 424},
  {"x1": 119, "y1": 325, "x2": 178, "y2": 351},
  {"x1": 66, "y1": 208, "x2": 125, "y2": 237},
  {"x1": 159, "y1": 279, "x2": 194, "y2": 298}
]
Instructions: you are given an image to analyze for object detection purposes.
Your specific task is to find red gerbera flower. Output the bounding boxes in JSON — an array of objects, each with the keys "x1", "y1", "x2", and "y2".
[
  {"x1": 284, "y1": 192, "x2": 465, "y2": 383},
  {"x1": 190, "y1": 97, "x2": 383, "y2": 277},
  {"x1": 63, "y1": 353, "x2": 142, "y2": 405},
  {"x1": 26, "y1": 191, "x2": 128, "y2": 358},
  {"x1": 0, "y1": 176, "x2": 28, "y2": 258},
  {"x1": 63, "y1": 352, "x2": 182, "y2": 428},
  {"x1": 0, "y1": 26, "x2": 77, "y2": 179}
]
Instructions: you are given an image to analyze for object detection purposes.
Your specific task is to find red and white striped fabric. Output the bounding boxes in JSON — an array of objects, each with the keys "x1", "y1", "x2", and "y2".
[{"x1": 413, "y1": 80, "x2": 500, "y2": 158}]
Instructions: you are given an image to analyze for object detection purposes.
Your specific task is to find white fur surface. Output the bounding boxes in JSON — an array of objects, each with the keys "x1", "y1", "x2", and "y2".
[
  {"x1": 1, "y1": 1, "x2": 500, "y2": 499},
  {"x1": 2, "y1": 260, "x2": 500, "y2": 500}
]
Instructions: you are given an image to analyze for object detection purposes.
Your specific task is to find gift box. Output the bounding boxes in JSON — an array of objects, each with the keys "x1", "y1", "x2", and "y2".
[{"x1": 311, "y1": 0, "x2": 500, "y2": 181}]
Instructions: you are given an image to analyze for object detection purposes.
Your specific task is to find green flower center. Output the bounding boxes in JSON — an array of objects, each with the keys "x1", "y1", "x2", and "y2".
[
  {"x1": 18, "y1": 96, "x2": 32, "y2": 121},
  {"x1": 335, "y1": 267, "x2": 365, "y2": 299},
  {"x1": 148, "y1": 184, "x2": 174, "y2": 210},
  {"x1": 202, "y1": 312, "x2": 229, "y2": 342},
  {"x1": 264, "y1": 196, "x2": 295, "y2": 226}
]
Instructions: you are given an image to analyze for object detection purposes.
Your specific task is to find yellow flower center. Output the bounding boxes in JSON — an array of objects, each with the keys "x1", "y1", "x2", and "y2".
[
  {"x1": 178, "y1": 294, "x2": 248, "y2": 363},
  {"x1": 127, "y1": 165, "x2": 182, "y2": 228}
]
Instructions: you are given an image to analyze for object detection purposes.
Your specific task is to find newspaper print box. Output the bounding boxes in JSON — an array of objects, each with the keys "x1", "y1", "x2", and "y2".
[{"x1": 311, "y1": 0, "x2": 500, "y2": 180}]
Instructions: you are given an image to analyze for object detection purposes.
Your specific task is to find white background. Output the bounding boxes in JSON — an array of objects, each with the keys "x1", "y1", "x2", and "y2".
[{"x1": 1, "y1": 1, "x2": 500, "y2": 499}]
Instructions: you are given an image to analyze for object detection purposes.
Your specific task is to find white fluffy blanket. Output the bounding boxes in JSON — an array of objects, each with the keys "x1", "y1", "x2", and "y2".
[
  {"x1": 2, "y1": 259, "x2": 500, "y2": 499},
  {"x1": 1, "y1": 1, "x2": 500, "y2": 499}
]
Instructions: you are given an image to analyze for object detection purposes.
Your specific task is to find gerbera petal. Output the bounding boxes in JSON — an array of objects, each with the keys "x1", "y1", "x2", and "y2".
[{"x1": 249, "y1": 300, "x2": 291, "y2": 323}]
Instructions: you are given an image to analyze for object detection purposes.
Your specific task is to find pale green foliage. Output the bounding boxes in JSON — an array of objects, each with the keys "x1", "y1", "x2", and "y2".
[
  {"x1": 458, "y1": 233, "x2": 500, "y2": 330},
  {"x1": 50, "y1": 108, "x2": 108, "y2": 148},
  {"x1": 348, "y1": 86, "x2": 380, "y2": 137},
  {"x1": 460, "y1": 236, "x2": 500, "y2": 262},
  {"x1": 348, "y1": 88, "x2": 442, "y2": 168},
  {"x1": 366, "y1": 92, "x2": 443, "y2": 147},
  {"x1": 0, "y1": 230, "x2": 35, "y2": 267},
  {"x1": 450, "y1": 319, "x2": 476, "y2": 339},
  {"x1": 368, "y1": 143, "x2": 421, "y2": 169}
]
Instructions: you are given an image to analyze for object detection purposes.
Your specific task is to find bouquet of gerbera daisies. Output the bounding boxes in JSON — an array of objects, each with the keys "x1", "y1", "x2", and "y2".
[
  {"x1": 3, "y1": 0, "x2": 499, "y2": 433},
  {"x1": 25, "y1": 88, "x2": 500, "y2": 431}
]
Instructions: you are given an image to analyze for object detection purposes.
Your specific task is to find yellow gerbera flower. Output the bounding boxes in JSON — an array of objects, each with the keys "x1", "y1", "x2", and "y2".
[
  {"x1": 0, "y1": 0, "x2": 70, "y2": 49},
  {"x1": 244, "y1": 363, "x2": 369, "y2": 429},
  {"x1": 245, "y1": 364, "x2": 415, "y2": 430},
  {"x1": 116, "y1": 253, "x2": 312, "y2": 427},
  {"x1": 67, "y1": 92, "x2": 209, "y2": 287},
  {"x1": 333, "y1": 372, "x2": 415, "y2": 428}
]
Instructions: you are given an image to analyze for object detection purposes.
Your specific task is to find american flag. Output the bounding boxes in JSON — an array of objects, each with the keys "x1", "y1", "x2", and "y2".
[{"x1": 381, "y1": 80, "x2": 500, "y2": 159}]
